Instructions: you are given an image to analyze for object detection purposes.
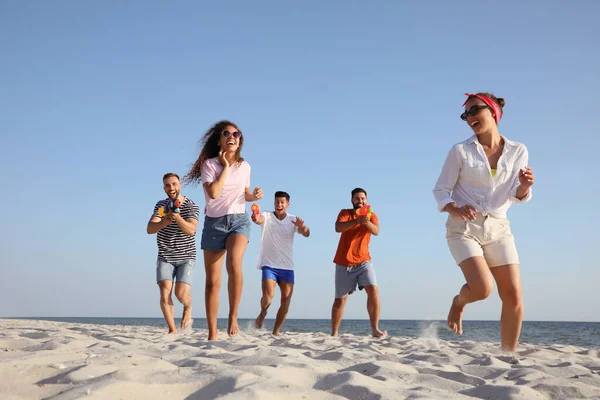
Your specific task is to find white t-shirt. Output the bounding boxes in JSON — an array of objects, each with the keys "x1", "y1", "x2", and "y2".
[
  {"x1": 200, "y1": 157, "x2": 250, "y2": 218},
  {"x1": 256, "y1": 211, "x2": 299, "y2": 271}
]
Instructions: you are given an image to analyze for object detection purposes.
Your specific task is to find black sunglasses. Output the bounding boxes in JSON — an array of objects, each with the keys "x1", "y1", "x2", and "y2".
[
  {"x1": 222, "y1": 130, "x2": 242, "y2": 139},
  {"x1": 460, "y1": 105, "x2": 490, "y2": 121}
]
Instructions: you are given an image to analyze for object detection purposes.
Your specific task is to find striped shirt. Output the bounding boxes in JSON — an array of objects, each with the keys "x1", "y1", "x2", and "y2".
[{"x1": 152, "y1": 197, "x2": 200, "y2": 262}]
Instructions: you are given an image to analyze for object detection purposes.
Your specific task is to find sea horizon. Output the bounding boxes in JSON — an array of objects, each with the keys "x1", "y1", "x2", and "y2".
[
  {"x1": 5, "y1": 317, "x2": 600, "y2": 349},
  {"x1": 4, "y1": 316, "x2": 600, "y2": 323}
]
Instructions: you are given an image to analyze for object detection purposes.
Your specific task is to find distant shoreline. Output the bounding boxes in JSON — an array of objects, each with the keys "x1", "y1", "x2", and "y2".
[
  {"x1": 3, "y1": 316, "x2": 600, "y2": 323},
  {"x1": 3, "y1": 317, "x2": 600, "y2": 348}
]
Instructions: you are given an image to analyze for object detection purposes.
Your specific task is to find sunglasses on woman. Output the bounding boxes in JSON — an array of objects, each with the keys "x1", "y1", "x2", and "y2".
[
  {"x1": 460, "y1": 105, "x2": 490, "y2": 121},
  {"x1": 222, "y1": 130, "x2": 242, "y2": 139}
]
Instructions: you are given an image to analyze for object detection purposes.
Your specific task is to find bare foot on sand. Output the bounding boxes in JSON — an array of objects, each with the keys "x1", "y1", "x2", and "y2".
[
  {"x1": 272, "y1": 331, "x2": 282, "y2": 336},
  {"x1": 331, "y1": 331, "x2": 338, "y2": 337},
  {"x1": 181, "y1": 306, "x2": 192, "y2": 330},
  {"x1": 228, "y1": 317, "x2": 240, "y2": 337},
  {"x1": 255, "y1": 311, "x2": 267, "y2": 329},
  {"x1": 168, "y1": 329, "x2": 177, "y2": 335},
  {"x1": 372, "y1": 329, "x2": 388, "y2": 338},
  {"x1": 448, "y1": 295, "x2": 464, "y2": 335},
  {"x1": 208, "y1": 331, "x2": 218, "y2": 341}
]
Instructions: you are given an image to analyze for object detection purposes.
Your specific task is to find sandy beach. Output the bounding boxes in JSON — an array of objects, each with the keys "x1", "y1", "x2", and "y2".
[{"x1": 1, "y1": 319, "x2": 599, "y2": 399}]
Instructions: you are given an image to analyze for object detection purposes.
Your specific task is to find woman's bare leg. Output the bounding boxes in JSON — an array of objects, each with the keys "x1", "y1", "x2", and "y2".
[
  {"x1": 448, "y1": 256, "x2": 494, "y2": 334},
  {"x1": 491, "y1": 264, "x2": 523, "y2": 352},
  {"x1": 204, "y1": 250, "x2": 225, "y2": 340},
  {"x1": 225, "y1": 234, "x2": 248, "y2": 337}
]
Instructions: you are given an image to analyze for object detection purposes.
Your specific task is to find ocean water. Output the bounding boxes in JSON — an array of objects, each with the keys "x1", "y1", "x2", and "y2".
[{"x1": 11, "y1": 317, "x2": 600, "y2": 349}]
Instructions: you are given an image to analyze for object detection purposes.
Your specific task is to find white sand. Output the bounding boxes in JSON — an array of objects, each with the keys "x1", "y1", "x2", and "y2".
[{"x1": 1, "y1": 319, "x2": 599, "y2": 400}]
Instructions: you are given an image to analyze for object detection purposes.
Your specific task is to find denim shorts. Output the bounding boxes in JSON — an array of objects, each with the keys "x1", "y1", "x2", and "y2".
[
  {"x1": 156, "y1": 259, "x2": 195, "y2": 286},
  {"x1": 261, "y1": 266, "x2": 295, "y2": 284},
  {"x1": 201, "y1": 213, "x2": 251, "y2": 251},
  {"x1": 335, "y1": 260, "x2": 377, "y2": 298}
]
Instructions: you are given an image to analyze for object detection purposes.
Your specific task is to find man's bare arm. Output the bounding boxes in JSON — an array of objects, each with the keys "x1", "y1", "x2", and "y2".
[
  {"x1": 335, "y1": 219, "x2": 358, "y2": 233},
  {"x1": 147, "y1": 216, "x2": 171, "y2": 234}
]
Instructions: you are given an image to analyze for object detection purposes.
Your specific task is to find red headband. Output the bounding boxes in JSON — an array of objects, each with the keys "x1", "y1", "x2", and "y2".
[{"x1": 462, "y1": 93, "x2": 502, "y2": 124}]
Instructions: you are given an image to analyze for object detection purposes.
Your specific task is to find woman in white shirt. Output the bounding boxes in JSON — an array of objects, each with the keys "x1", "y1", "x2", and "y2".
[
  {"x1": 433, "y1": 92, "x2": 535, "y2": 352},
  {"x1": 184, "y1": 120, "x2": 263, "y2": 341}
]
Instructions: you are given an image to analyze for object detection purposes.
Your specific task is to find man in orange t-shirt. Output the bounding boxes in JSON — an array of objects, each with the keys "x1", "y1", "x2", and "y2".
[{"x1": 331, "y1": 188, "x2": 387, "y2": 338}]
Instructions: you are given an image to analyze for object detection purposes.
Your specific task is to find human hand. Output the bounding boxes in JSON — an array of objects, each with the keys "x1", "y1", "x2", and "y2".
[
  {"x1": 449, "y1": 204, "x2": 477, "y2": 220},
  {"x1": 251, "y1": 213, "x2": 260, "y2": 223},
  {"x1": 218, "y1": 150, "x2": 230, "y2": 168},
  {"x1": 168, "y1": 211, "x2": 182, "y2": 223},
  {"x1": 519, "y1": 166, "x2": 534, "y2": 189},
  {"x1": 357, "y1": 215, "x2": 370, "y2": 225},
  {"x1": 252, "y1": 187, "x2": 263, "y2": 201},
  {"x1": 292, "y1": 217, "x2": 305, "y2": 229}
]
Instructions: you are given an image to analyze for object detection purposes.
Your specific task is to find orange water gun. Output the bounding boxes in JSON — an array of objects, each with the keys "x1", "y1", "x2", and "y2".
[
  {"x1": 251, "y1": 203, "x2": 261, "y2": 216},
  {"x1": 356, "y1": 205, "x2": 373, "y2": 218}
]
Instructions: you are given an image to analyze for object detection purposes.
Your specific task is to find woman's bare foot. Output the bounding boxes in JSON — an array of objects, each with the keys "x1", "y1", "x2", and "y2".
[
  {"x1": 208, "y1": 330, "x2": 218, "y2": 341},
  {"x1": 448, "y1": 295, "x2": 464, "y2": 335},
  {"x1": 372, "y1": 329, "x2": 388, "y2": 338},
  {"x1": 272, "y1": 331, "x2": 282, "y2": 336},
  {"x1": 255, "y1": 311, "x2": 267, "y2": 329},
  {"x1": 228, "y1": 316, "x2": 240, "y2": 337},
  {"x1": 181, "y1": 306, "x2": 192, "y2": 330},
  {"x1": 168, "y1": 329, "x2": 177, "y2": 335}
]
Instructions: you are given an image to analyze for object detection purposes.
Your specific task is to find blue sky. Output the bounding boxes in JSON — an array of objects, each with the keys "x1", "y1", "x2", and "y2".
[{"x1": 1, "y1": 1, "x2": 598, "y2": 322}]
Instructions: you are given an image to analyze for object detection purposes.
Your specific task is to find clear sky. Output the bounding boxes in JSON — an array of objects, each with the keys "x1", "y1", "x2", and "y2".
[{"x1": 1, "y1": 1, "x2": 598, "y2": 322}]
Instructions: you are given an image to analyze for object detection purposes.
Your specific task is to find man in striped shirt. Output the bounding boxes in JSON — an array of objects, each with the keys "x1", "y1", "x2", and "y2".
[{"x1": 147, "y1": 173, "x2": 200, "y2": 334}]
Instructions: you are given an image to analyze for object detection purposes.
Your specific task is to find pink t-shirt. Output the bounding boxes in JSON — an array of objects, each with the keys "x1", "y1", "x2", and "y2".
[{"x1": 200, "y1": 157, "x2": 250, "y2": 218}]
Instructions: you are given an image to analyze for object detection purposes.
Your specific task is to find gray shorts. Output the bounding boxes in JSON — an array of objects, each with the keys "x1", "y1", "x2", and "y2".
[
  {"x1": 335, "y1": 261, "x2": 377, "y2": 298},
  {"x1": 201, "y1": 213, "x2": 251, "y2": 251},
  {"x1": 156, "y1": 259, "x2": 195, "y2": 286}
]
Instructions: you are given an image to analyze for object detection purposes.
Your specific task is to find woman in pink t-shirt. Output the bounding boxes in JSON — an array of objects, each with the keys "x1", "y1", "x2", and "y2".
[{"x1": 184, "y1": 120, "x2": 263, "y2": 340}]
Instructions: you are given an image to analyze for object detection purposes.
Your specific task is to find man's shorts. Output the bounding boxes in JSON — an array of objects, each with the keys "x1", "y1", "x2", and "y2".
[
  {"x1": 261, "y1": 266, "x2": 295, "y2": 284},
  {"x1": 335, "y1": 260, "x2": 377, "y2": 298},
  {"x1": 156, "y1": 259, "x2": 195, "y2": 286},
  {"x1": 446, "y1": 213, "x2": 519, "y2": 267},
  {"x1": 201, "y1": 213, "x2": 251, "y2": 251}
]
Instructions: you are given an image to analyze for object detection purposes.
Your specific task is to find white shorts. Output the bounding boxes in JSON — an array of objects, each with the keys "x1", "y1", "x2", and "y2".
[{"x1": 446, "y1": 214, "x2": 519, "y2": 267}]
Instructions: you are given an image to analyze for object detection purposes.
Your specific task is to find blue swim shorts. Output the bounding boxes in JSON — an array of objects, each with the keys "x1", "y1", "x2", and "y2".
[
  {"x1": 156, "y1": 259, "x2": 195, "y2": 286},
  {"x1": 201, "y1": 213, "x2": 251, "y2": 251},
  {"x1": 261, "y1": 266, "x2": 295, "y2": 284}
]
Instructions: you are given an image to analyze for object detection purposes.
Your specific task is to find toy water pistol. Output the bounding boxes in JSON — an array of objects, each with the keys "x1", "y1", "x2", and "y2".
[
  {"x1": 355, "y1": 205, "x2": 373, "y2": 218},
  {"x1": 158, "y1": 193, "x2": 182, "y2": 217},
  {"x1": 251, "y1": 203, "x2": 261, "y2": 216}
]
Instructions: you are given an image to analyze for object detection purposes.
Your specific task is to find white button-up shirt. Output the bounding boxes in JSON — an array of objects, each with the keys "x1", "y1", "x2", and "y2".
[{"x1": 433, "y1": 134, "x2": 532, "y2": 219}]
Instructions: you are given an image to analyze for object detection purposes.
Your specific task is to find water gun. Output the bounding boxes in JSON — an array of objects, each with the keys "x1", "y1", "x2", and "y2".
[
  {"x1": 158, "y1": 198, "x2": 182, "y2": 217},
  {"x1": 251, "y1": 203, "x2": 261, "y2": 216},
  {"x1": 356, "y1": 205, "x2": 373, "y2": 218}
]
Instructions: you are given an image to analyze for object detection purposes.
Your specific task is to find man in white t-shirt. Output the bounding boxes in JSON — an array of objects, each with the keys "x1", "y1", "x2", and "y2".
[{"x1": 252, "y1": 191, "x2": 310, "y2": 335}]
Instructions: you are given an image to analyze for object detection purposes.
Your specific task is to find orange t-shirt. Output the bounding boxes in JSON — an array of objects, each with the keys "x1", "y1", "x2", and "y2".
[{"x1": 333, "y1": 209, "x2": 379, "y2": 267}]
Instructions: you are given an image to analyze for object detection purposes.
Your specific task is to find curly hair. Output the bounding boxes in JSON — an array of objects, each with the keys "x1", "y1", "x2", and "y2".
[{"x1": 183, "y1": 120, "x2": 245, "y2": 185}]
